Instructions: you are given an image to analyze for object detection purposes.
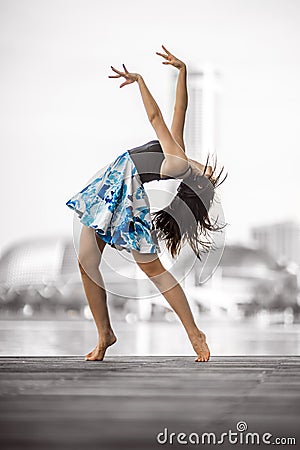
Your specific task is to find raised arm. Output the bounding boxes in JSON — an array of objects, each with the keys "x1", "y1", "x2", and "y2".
[
  {"x1": 108, "y1": 63, "x2": 189, "y2": 178},
  {"x1": 156, "y1": 45, "x2": 188, "y2": 152}
]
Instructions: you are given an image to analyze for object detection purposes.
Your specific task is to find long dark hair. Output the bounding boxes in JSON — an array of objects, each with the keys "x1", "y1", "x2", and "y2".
[{"x1": 151, "y1": 154, "x2": 228, "y2": 260}]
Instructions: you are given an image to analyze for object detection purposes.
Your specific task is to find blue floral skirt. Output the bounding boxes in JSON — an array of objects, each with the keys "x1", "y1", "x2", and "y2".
[{"x1": 65, "y1": 150, "x2": 161, "y2": 254}]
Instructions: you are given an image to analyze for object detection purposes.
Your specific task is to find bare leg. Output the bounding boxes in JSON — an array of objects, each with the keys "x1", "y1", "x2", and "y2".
[
  {"x1": 131, "y1": 250, "x2": 210, "y2": 362},
  {"x1": 78, "y1": 226, "x2": 117, "y2": 361}
]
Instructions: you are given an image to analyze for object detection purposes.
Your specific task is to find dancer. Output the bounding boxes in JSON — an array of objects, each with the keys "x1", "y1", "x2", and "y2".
[{"x1": 66, "y1": 45, "x2": 227, "y2": 362}]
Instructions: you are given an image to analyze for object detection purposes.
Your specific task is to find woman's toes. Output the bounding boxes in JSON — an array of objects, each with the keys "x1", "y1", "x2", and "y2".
[
  {"x1": 195, "y1": 354, "x2": 210, "y2": 362},
  {"x1": 85, "y1": 351, "x2": 105, "y2": 361}
]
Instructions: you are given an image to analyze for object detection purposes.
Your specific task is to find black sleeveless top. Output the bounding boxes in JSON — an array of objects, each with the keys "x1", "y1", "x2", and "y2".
[{"x1": 128, "y1": 140, "x2": 190, "y2": 184}]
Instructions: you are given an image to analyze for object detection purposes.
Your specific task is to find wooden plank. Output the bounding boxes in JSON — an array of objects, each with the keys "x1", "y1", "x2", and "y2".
[{"x1": 0, "y1": 356, "x2": 299, "y2": 449}]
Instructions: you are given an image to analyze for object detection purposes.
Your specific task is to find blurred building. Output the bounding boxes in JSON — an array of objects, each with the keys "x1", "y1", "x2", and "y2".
[
  {"x1": 171, "y1": 62, "x2": 222, "y2": 160},
  {"x1": 0, "y1": 235, "x2": 193, "y2": 320},
  {"x1": 251, "y1": 220, "x2": 300, "y2": 266},
  {"x1": 0, "y1": 236, "x2": 298, "y2": 320},
  {"x1": 0, "y1": 236, "x2": 83, "y2": 316},
  {"x1": 190, "y1": 243, "x2": 299, "y2": 318}
]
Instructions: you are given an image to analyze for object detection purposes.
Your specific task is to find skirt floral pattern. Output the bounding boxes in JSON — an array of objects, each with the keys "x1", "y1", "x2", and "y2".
[{"x1": 65, "y1": 150, "x2": 161, "y2": 254}]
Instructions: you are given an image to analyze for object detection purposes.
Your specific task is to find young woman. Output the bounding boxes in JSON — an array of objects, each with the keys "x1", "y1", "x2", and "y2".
[{"x1": 66, "y1": 45, "x2": 227, "y2": 363}]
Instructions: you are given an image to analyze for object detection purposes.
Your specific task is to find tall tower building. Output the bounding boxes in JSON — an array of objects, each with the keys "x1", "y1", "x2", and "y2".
[{"x1": 171, "y1": 62, "x2": 222, "y2": 160}]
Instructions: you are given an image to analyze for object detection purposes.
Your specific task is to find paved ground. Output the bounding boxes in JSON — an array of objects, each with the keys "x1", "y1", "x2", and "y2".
[{"x1": 0, "y1": 356, "x2": 299, "y2": 449}]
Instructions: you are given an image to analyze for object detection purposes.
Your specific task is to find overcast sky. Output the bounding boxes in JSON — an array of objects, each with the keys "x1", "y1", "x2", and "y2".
[{"x1": 1, "y1": 0, "x2": 300, "y2": 255}]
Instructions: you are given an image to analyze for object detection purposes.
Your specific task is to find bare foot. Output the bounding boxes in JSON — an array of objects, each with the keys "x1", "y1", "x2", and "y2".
[
  {"x1": 85, "y1": 331, "x2": 117, "y2": 361},
  {"x1": 189, "y1": 330, "x2": 210, "y2": 362}
]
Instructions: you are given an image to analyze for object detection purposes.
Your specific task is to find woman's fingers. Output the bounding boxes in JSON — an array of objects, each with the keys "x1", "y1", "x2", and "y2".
[
  {"x1": 120, "y1": 80, "x2": 130, "y2": 88},
  {"x1": 108, "y1": 64, "x2": 138, "y2": 87},
  {"x1": 122, "y1": 63, "x2": 129, "y2": 73},
  {"x1": 156, "y1": 51, "x2": 168, "y2": 59},
  {"x1": 109, "y1": 65, "x2": 127, "y2": 80},
  {"x1": 110, "y1": 65, "x2": 124, "y2": 75},
  {"x1": 156, "y1": 46, "x2": 178, "y2": 67},
  {"x1": 161, "y1": 44, "x2": 172, "y2": 55}
]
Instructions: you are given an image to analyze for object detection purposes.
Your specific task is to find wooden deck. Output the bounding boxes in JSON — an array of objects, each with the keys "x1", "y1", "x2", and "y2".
[{"x1": 0, "y1": 356, "x2": 299, "y2": 449}]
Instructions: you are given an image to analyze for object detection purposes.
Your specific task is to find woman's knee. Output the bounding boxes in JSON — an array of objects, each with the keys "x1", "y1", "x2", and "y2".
[
  {"x1": 131, "y1": 249, "x2": 165, "y2": 278},
  {"x1": 136, "y1": 258, "x2": 166, "y2": 278}
]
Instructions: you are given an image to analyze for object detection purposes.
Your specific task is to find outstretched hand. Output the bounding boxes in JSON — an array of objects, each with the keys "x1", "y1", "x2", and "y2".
[
  {"x1": 108, "y1": 64, "x2": 140, "y2": 88},
  {"x1": 156, "y1": 45, "x2": 185, "y2": 70}
]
